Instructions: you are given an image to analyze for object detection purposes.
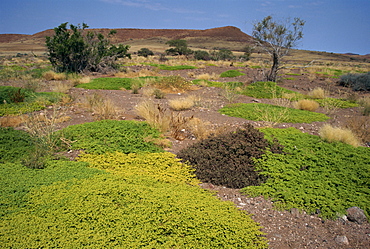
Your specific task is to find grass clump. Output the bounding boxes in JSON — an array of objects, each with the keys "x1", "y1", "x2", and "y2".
[
  {"x1": 84, "y1": 93, "x2": 119, "y2": 120},
  {"x1": 240, "y1": 81, "x2": 299, "y2": 99},
  {"x1": 55, "y1": 120, "x2": 165, "y2": 155},
  {"x1": 177, "y1": 124, "x2": 283, "y2": 188},
  {"x1": 242, "y1": 127, "x2": 370, "y2": 219},
  {"x1": 319, "y1": 124, "x2": 360, "y2": 147},
  {"x1": 220, "y1": 69, "x2": 245, "y2": 78},
  {"x1": 153, "y1": 75, "x2": 193, "y2": 93},
  {"x1": 293, "y1": 99, "x2": 320, "y2": 111},
  {"x1": 168, "y1": 95, "x2": 195, "y2": 110},
  {"x1": 308, "y1": 87, "x2": 327, "y2": 99},
  {"x1": 219, "y1": 103, "x2": 329, "y2": 124}
]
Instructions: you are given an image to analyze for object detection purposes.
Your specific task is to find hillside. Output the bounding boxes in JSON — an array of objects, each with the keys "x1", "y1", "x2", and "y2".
[{"x1": 0, "y1": 26, "x2": 368, "y2": 63}]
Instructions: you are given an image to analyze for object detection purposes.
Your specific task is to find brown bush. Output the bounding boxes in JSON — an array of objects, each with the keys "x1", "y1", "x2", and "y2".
[{"x1": 319, "y1": 124, "x2": 360, "y2": 147}]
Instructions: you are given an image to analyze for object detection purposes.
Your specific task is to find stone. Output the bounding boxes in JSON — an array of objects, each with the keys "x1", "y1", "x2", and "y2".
[
  {"x1": 346, "y1": 206, "x2": 368, "y2": 224},
  {"x1": 335, "y1": 235, "x2": 349, "y2": 245}
]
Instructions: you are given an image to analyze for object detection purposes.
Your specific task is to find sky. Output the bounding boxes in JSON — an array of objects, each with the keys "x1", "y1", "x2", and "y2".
[{"x1": 0, "y1": 0, "x2": 369, "y2": 55}]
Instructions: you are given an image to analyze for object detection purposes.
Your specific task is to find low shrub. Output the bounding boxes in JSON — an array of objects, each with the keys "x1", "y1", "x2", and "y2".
[
  {"x1": 243, "y1": 127, "x2": 370, "y2": 219},
  {"x1": 177, "y1": 124, "x2": 283, "y2": 188},
  {"x1": 0, "y1": 174, "x2": 267, "y2": 248},
  {"x1": 220, "y1": 69, "x2": 245, "y2": 78},
  {"x1": 339, "y1": 72, "x2": 370, "y2": 91},
  {"x1": 319, "y1": 124, "x2": 360, "y2": 147},
  {"x1": 55, "y1": 120, "x2": 165, "y2": 154},
  {"x1": 293, "y1": 99, "x2": 320, "y2": 111},
  {"x1": 219, "y1": 103, "x2": 329, "y2": 124},
  {"x1": 78, "y1": 152, "x2": 200, "y2": 186},
  {"x1": 148, "y1": 63, "x2": 197, "y2": 70},
  {"x1": 358, "y1": 96, "x2": 370, "y2": 116},
  {"x1": 0, "y1": 127, "x2": 32, "y2": 163},
  {"x1": 75, "y1": 77, "x2": 133, "y2": 90},
  {"x1": 316, "y1": 98, "x2": 359, "y2": 109},
  {"x1": 240, "y1": 81, "x2": 299, "y2": 99}
]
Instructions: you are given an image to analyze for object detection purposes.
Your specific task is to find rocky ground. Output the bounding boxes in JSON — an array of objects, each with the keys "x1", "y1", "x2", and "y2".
[{"x1": 14, "y1": 64, "x2": 370, "y2": 248}]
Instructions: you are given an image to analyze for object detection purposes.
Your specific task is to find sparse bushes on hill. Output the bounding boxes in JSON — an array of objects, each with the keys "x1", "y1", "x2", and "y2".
[
  {"x1": 339, "y1": 72, "x2": 370, "y2": 91},
  {"x1": 177, "y1": 124, "x2": 284, "y2": 188}
]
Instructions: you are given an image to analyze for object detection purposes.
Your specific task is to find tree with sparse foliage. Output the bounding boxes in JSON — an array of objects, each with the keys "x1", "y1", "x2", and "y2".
[
  {"x1": 252, "y1": 16, "x2": 305, "y2": 82},
  {"x1": 45, "y1": 22, "x2": 131, "y2": 73},
  {"x1": 165, "y1": 39, "x2": 193, "y2": 56}
]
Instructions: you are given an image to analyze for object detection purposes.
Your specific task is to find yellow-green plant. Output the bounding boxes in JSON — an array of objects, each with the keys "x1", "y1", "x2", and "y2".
[
  {"x1": 168, "y1": 95, "x2": 195, "y2": 110},
  {"x1": 78, "y1": 152, "x2": 200, "y2": 186}
]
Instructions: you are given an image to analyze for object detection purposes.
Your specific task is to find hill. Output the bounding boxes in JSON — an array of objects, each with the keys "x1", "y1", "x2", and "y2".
[{"x1": 0, "y1": 26, "x2": 368, "y2": 63}]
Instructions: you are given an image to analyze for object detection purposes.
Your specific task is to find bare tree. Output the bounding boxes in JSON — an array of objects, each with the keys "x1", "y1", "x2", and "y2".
[{"x1": 253, "y1": 16, "x2": 305, "y2": 82}]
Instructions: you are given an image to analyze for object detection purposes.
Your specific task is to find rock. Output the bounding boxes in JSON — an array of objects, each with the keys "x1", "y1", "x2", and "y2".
[
  {"x1": 335, "y1": 235, "x2": 349, "y2": 245},
  {"x1": 346, "y1": 207, "x2": 368, "y2": 224},
  {"x1": 252, "y1": 99, "x2": 260, "y2": 103}
]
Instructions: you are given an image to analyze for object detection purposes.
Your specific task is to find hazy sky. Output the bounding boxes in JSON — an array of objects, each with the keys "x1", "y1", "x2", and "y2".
[{"x1": 1, "y1": 0, "x2": 369, "y2": 54}]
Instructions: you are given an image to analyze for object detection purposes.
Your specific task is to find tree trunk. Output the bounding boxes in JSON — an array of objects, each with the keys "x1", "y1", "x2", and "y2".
[{"x1": 267, "y1": 52, "x2": 279, "y2": 82}]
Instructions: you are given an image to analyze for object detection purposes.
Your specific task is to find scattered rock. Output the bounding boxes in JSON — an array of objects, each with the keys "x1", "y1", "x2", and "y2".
[
  {"x1": 252, "y1": 99, "x2": 260, "y2": 103},
  {"x1": 335, "y1": 235, "x2": 349, "y2": 245},
  {"x1": 346, "y1": 207, "x2": 368, "y2": 224}
]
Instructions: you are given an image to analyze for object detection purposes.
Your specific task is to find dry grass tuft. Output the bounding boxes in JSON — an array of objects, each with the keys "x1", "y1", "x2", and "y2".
[
  {"x1": 358, "y1": 96, "x2": 370, "y2": 116},
  {"x1": 345, "y1": 116, "x2": 370, "y2": 145},
  {"x1": 168, "y1": 95, "x2": 195, "y2": 111},
  {"x1": 73, "y1": 76, "x2": 91, "y2": 85},
  {"x1": 115, "y1": 68, "x2": 160, "y2": 78},
  {"x1": 135, "y1": 99, "x2": 171, "y2": 133},
  {"x1": 51, "y1": 81, "x2": 74, "y2": 93},
  {"x1": 293, "y1": 99, "x2": 319, "y2": 111},
  {"x1": 186, "y1": 117, "x2": 212, "y2": 140},
  {"x1": 319, "y1": 124, "x2": 360, "y2": 147},
  {"x1": 84, "y1": 93, "x2": 119, "y2": 120},
  {"x1": 42, "y1": 71, "x2": 67, "y2": 81},
  {"x1": 0, "y1": 115, "x2": 24, "y2": 127},
  {"x1": 308, "y1": 87, "x2": 327, "y2": 99},
  {"x1": 196, "y1": 73, "x2": 220, "y2": 81}
]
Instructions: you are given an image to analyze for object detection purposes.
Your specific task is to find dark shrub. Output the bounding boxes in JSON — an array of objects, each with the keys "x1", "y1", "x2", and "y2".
[
  {"x1": 339, "y1": 72, "x2": 370, "y2": 91},
  {"x1": 137, "y1": 48, "x2": 154, "y2": 57},
  {"x1": 177, "y1": 124, "x2": 283, "y2": 188}
]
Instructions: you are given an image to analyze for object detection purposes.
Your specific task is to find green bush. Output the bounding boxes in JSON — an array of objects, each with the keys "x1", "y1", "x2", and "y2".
[
  {"x1": 194, "y1": 50, "x2": 211, "y2": 60},
  {"x1": 46, "y1": 22, "x2": 130, "y2": 73},
  {"x1": 220, "y1": 69, "x2": 245, "y2": 78},
  {"x1": 219, "y1": 103, "x2": 329, "y2": 123},
  {"x1": 56, "y1": 120, "x2": 165, "y2": 154},
  {"x1": 243, "y1": 127, "x2": 370, "y2": 219},
  {"x1": 240, "y1": 81, "x2": 299, "y2": 99},
  {"x1": 0, "y1": 174, "x2": 267, "y2": 248},
  {"x1": 339, "y1": 72, "x2": 370, "y2": 91},
  {"x1": 210, "y1": 49, "x2": 235, "y2": 61},
  {"x1": 0, "y1": 128, "x2": 32, "y2": 163},
  {"x1": 177, "y1": 124, "x2": 283, "y2": 188}
]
